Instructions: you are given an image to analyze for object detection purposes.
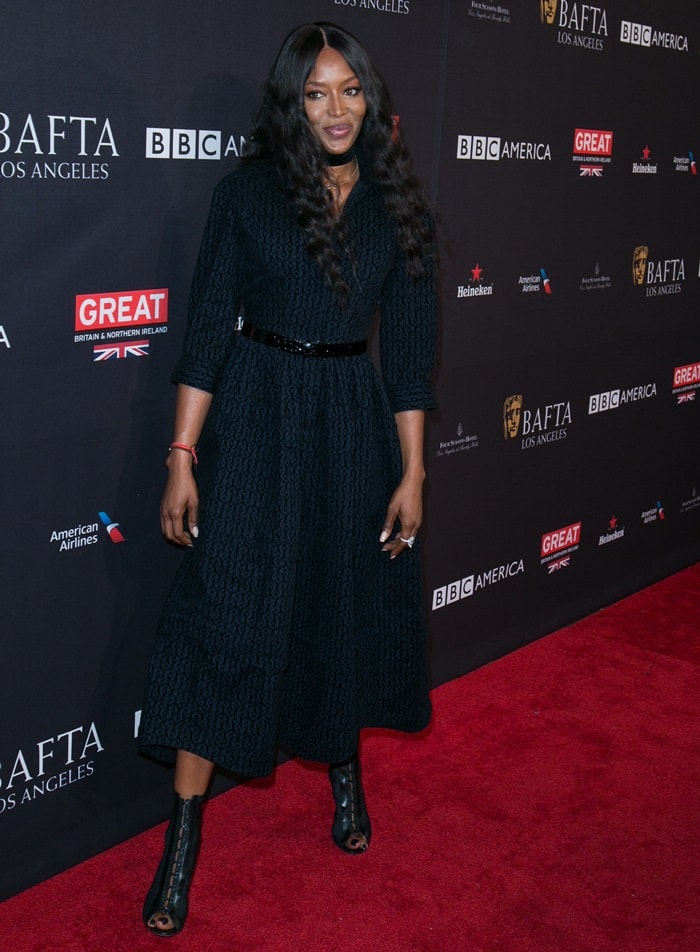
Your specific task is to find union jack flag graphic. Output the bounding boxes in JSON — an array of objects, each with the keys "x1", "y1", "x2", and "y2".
[
  {"x1": 547, "y1": 556, "x2": 570, "y2": 573},
  {"x1": 93, "y1": 340, "x2": 150, "y2": 360},
  {"x1": 580, "y1": 166, "x2": 603, "y2": 177},
  {"x1": 677, "y1": 392, "x2": 696, "y2": 404}
]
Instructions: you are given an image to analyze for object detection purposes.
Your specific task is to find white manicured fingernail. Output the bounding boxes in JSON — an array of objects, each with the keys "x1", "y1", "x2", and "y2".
[
  {"x1": 191, "y1": 526, "x2": 199, "y2": 538},
  {"x1": 379, "y1": 530, "x2": 388, "y2": 543}
]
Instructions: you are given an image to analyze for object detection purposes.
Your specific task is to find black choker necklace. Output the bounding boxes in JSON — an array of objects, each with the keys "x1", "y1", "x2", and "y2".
[{"x1": 325, "y1": 145, "x2": 357, "y2": 167}]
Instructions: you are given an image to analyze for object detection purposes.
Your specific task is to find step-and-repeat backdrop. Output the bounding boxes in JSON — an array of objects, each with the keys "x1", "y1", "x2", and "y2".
[{"x1": 1, "y1": 0, "x2": 698, "y2": 897}]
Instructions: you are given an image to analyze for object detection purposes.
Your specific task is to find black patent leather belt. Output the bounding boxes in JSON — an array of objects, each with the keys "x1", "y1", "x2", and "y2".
[{"x1": 241, "y1": 320, "x2": 366, "y2": 358}]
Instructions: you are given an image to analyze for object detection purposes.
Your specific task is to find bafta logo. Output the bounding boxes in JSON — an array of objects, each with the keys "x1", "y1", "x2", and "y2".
[
  {"x1": 632, "y1": 245, "x2": 648, "y2": 286},
  {"x1": 540, "y1": 0, "x2": 558, "y2": 25},
  {"x1": 503, "y1": 394, "x2": 523, "y2": 439}
]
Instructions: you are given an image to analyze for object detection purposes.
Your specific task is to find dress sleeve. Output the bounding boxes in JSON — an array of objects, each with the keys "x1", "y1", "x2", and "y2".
[
  {"x1": 379, "y1": 244, "x2": 438, "y2": 413},
  {"x1": 172, "y1": 177, "x2": 243, "y2": 394}
]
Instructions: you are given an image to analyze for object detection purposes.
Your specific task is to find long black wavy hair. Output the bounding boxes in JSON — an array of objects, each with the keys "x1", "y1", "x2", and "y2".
[{"x1": 244, "y1": 22, "x2": 435, "y2": 298}]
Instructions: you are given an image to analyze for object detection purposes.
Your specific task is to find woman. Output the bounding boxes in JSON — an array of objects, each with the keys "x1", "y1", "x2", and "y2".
[{"x1": 139, "y1": 21, "x2": 437, "y2": 937}]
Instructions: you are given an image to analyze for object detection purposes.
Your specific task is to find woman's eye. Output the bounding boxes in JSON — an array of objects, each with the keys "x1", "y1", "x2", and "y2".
[
  {"x1": 345, "y1": 86, "x2": 362, "y2": 96},
  {"x1": 305, "y1": 90, "x2": 323, "y2": 100}
]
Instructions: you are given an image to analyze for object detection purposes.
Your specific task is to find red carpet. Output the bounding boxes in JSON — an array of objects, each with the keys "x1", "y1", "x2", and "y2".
[{"x1": 1, "y1": 565, "x2": 699, "y2": 951}]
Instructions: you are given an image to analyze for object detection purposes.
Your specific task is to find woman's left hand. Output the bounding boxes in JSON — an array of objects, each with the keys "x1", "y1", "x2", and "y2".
[{"x1": 379, "y1": 473, "x2": 424, "y2": 560}]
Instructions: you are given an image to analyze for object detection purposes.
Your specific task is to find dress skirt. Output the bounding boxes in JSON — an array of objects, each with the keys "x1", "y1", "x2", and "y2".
[{"x1": 138, "y1": 334, "x2": 432, "y2": 778}]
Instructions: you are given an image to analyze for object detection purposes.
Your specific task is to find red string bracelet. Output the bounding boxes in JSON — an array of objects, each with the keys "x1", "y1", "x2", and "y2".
[{"x1": 169, "y1": 442, "x2": 199, "y2": 466}]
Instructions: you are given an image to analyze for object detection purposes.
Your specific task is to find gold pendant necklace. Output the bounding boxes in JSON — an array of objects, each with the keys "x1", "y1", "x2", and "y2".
[{"x1": 325, "y1": 157, "x2": 359, "y2": 193}]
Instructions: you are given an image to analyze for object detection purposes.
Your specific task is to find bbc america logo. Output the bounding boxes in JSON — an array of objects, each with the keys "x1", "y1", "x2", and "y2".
[
  {"x1": 588, "y1": 383, "x2": 656, "y2": 413},
  {"x1": 619, "y1": 21, "x2": 688, "y2": 52},
  {"x1": 432, "y1": 558, "x2": 524, "y2": 609},
  {"x1": 456, "y1": 135, "x2": 551, "y2": 161},
  {"x1": 145, "y1": 128, "x2": 247, "y2": 160}
]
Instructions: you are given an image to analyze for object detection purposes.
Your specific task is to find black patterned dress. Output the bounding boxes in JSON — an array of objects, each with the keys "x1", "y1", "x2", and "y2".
[{"x1": 138, "y1": 158, "x2": 437, "y2": 777}]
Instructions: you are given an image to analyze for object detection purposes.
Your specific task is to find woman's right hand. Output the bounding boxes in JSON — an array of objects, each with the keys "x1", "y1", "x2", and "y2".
[{"x1": 160, "y1": 454, "x2": 199, "y2": 546}]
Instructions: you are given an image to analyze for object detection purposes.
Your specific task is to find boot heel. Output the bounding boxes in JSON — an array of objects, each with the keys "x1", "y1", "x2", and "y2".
[
  {"x1": 329, "y1": 756, "x2": 371, "y2": 854},
  {"x1": 142, "y1": 793, "x2": 205, "y2": 936}
]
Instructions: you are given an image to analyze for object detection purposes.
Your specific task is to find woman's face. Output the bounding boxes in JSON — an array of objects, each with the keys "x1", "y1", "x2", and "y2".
[{"x1": 303, "y1": 46, "x2": 366, "y2": 156}]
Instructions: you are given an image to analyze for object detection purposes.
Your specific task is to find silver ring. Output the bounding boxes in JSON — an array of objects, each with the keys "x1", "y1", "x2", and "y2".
[{"x1": 400, "y1": 535, "x2": 416, "y2": 548}]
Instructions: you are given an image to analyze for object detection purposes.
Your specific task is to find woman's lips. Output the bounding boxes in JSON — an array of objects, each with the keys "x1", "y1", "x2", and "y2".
[{"x1": 324, "y1": 124, "x2": 352, "y2": 139}]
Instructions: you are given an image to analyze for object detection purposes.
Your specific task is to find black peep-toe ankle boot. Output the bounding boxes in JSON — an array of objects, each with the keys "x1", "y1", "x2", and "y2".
[
  {"x1": 142, "y1": 793, "x2": 205, "y2": 937},
  {"x1": 328, "y1": 755, "x2": 371, "y2": 854}
]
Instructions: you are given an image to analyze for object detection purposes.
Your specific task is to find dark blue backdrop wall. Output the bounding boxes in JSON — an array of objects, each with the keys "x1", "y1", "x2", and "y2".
[{"x1": 1, "y1": 0, "x2": 698, "y2": 899}]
